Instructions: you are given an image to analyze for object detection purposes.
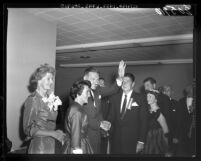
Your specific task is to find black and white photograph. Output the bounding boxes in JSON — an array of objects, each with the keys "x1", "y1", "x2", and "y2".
[{"x1": 2, "y1": 4, "x2": 197, "y2": 158}]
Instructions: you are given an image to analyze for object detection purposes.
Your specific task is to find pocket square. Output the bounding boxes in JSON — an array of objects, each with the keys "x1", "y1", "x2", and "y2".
[
  {"x1": 131, "y1": 102, "x2": 139, "y2": 106},
  {"x1": 99, "y1": 95, "x2": 102, "y2": 99}
]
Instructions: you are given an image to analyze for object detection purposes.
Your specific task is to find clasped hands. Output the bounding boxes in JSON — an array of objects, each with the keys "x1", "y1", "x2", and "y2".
[
  {"x1": 100, "y1": 120, "x2": 111, "y2": 131},
  {"x1": 54, "y1": 129, "x2": 66, "y2": 145}
]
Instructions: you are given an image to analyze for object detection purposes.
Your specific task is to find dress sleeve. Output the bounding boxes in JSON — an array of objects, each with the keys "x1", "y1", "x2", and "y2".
[
  {"x1": 70, "y1": 110, "x2": 82, "y2": 150},
  {"x1": 87, "y1": 113, "x2": 102, "y2": 130},
  {"x1": 23, "y1": 96, "x2": 40, "y2": 138},
  {"x1": 154, "y1": 109, "x2": 161, "y2": 120},
  {"x1": 137, "y1": 94, "x2": 148, "y2": 143}
]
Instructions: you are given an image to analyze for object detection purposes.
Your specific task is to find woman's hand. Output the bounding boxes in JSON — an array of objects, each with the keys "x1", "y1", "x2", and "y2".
[{"x1": 53, "y1": 130, "x2": 66, "y2": 145}]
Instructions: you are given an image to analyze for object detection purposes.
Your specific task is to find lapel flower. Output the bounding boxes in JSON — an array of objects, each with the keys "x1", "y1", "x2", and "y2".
[{"x1": 42, "y1": 92, "x2": 62, "y2": 111}]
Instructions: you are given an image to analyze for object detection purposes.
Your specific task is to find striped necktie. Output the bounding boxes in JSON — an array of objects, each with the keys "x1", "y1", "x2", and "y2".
[{"x1": 120, "y1": 94, "x2": 127, "y2": 119}]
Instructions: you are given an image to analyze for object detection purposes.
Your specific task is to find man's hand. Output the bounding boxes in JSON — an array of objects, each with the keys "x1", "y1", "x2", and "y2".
[
  {"x1": 118, "y1": 60, "x2": 126, "y2": 78},
  {"x1": 136, "y1": 142, "x2": 144, "y2": 153},
  {"x1": 173, "y1": 138, "x2": 179, "y2": 144},
  {"x1": 100, "y1": 121, "x2": 111, "y2": 131}
]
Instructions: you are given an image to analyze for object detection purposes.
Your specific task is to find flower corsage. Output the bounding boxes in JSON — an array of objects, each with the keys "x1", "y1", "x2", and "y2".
[{"x1": 42, "y1": 92, "x2": 62, "y2": 111}]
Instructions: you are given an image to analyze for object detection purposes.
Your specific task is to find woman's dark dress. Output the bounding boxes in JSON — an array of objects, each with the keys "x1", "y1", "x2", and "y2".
[
  {"x1": 62, "y1": 102, "x2": 93, "y2": 154},
  {"x1": 144, "y1": 109, "x2": 168, "y2": 155},
  {"x1": 23, "y1": 91, "x2": 58, "y2": 154}
]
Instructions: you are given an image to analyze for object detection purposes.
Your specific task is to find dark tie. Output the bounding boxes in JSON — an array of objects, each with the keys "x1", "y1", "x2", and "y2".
[
  {"x1": 120, "y1": 94, "x2": 127, "y2": 118},
  {"x1": 90, "y1": 91, "x2": 96, "y2": 107},
  {"x1": 90, "y1": 91, "x2": 94, "y2": 101}
]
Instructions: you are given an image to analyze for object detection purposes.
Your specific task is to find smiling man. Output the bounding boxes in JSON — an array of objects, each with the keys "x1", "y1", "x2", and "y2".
[
  {"x1": 82, "y1": 60, "x2": 126, "y2": 154},
  {"x1": 108, "y1": 73, "x2": 148, "y2": 154}
]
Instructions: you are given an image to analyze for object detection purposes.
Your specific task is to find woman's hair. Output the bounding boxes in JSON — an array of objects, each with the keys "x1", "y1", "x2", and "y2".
[
  {"x1": 146, "y1": 90, "x2": 159, "y2": 100},
  {"x1": 29, "y1": 64, "x2": 55, "y2": 91},
  {"x1": 31, "y1": 64, "x2": 55, "y2": 83},
  {"x1": 70, "y1": 80, "x2": 91, "y2": 100}
]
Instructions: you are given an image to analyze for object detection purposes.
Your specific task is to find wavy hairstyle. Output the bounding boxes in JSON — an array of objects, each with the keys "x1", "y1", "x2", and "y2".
[
  {"x1": 29, "y1": 64, "x2": 55, "y2": 91},
  {"x1": 146, "y1": 90, "x2": 159, "y2": 100},
  {"x1": 70, "y1": 80, "x2": 91, "y2": 100},
  {"x1": 31, "y1": 64, "x2": 55, "y2": 83}
]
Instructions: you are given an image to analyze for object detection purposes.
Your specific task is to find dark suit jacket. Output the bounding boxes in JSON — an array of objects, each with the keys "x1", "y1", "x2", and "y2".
[
  {"x1": 101, "y1": 95, "x2": 110, "y2": 120},
  {"x1": 176, "y1": 97, "x2": 193, "y2": 141},
  {"x1": 157, "y1": 93, "x2": 171, "y2": 125},
  {"x1": 108, "y1": 90, "x2": 148, "y2": 154},
  {"x1": 169, "y1": 98, "x2": 179, "y2": 138},
  {"x1": 83, "y1": 82, "x2": 120, "y2": 153}
]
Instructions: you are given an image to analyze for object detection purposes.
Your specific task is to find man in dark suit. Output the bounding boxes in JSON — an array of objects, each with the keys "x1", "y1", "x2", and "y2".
[
  {"x1": 82, "y1": 60, "x2": 126, "y2": 154},
  {"x1": 176, "y1": 84, "x2": 195, "y2": 156},
  {"x1": 108, "y1": 73, "x2": 147, "y2": 154},
  {"x1": 99, "y1": 77, "x2": 111, "y2": 154},
  {"x1": 161, "y1": 85, "x2": 180, "y2": 155}
]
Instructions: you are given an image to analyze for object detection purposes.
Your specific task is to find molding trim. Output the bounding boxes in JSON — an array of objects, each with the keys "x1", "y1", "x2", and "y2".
[
  {"x1": 56, "y1": 34, "x2": 193, "y2": 53},
  {"x1": 59, "y1": 59, "x2": 193, "y2": 68}
]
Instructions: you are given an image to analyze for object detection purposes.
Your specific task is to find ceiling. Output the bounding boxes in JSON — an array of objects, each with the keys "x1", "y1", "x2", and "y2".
[{"x1": 21, "y1": 8, "x2": 194, "y2": 66}]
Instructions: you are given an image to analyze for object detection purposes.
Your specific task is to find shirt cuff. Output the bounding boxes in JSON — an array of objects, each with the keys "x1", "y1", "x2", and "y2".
[
  {"x1": 116, "y1": 78, "x2": 123, "y2": 87},
  {"x1": 138, "y1": 141, "x2": 144, "y2": 144},
  {"x1": 72, "y1": 148, "x2": 83, "y2": 154}
]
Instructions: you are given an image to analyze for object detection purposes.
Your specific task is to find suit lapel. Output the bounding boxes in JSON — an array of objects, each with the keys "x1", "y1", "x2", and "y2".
[
  {"x1": 121, "y1": 91, "x2": 136, "y2": 120},
  {"x1": 117, "y1": 91, "x2": 123, "y2": 119},
  {"x1": 92, "y1": 90, "x2": 101, "y2": 112}
]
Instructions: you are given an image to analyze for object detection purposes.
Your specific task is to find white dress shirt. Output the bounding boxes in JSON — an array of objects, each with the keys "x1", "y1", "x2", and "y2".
[
  {"x1": 186, "y1": 97, "x2": 193, "y2": 113},
  {"x1": 120, "y1": 90, "x2": 133, "y2": 113}
]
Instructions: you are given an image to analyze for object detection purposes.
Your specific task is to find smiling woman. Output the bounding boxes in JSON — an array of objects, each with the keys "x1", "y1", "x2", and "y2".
[
  {"x1": 62, "y1": 80, "x2": 93, "y2": 154},
  {"x1": 23, "y1": 64, "x2": 66, "y2": 154}
]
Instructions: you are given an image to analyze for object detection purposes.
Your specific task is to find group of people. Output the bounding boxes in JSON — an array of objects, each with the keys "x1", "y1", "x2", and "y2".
[{"x1": 22, "y1": 61, "x2": 195, "y2": 156}]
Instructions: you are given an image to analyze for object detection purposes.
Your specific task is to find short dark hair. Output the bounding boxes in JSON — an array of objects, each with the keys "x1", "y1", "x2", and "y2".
[
  {"x1": 143, "y1": 77, "x2": 156, "y2": 84},
  {"x1": 158, "y1": 86, "x2": 164, "y2": 93},
  {"x1": 84, "y1": 66, "x2": 99, "y2": 76},
  {"x1": 124, "y1": 73, "x2": 135, "y2": 82},
  {"x1": 99, "y1": 77, "x2": 104, "y2": 81},
  {"x1": 70, "y1": 80, "x2": 91, "y2": 100}
]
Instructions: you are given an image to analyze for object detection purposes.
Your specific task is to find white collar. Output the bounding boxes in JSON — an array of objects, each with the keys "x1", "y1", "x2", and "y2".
[
  {"x1": 123, "y1": 90, "x2": 133, "y2": 98},
  {"x1": 120, "y1": 90, "x2": 133, "y2": 112}
]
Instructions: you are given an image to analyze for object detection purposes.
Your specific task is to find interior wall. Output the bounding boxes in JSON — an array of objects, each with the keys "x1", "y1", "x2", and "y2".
[
  {"x1": 55, "y1": 63, "x2": 193, "y2": 111},
  {"x1": 7, "y1": 9, "x2": 56, "y2": 150}
]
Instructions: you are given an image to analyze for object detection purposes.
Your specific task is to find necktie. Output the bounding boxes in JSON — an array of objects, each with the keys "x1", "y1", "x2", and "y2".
[
  {"x1": 90, "y1": 91, "x2": 96, "y2": 107},
  {"x1": 120, "y1": 94, "x2": 127, "y2": 118},
  {"x1": 90, "y1": 91, "x2": 94, "y2": 102}
]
